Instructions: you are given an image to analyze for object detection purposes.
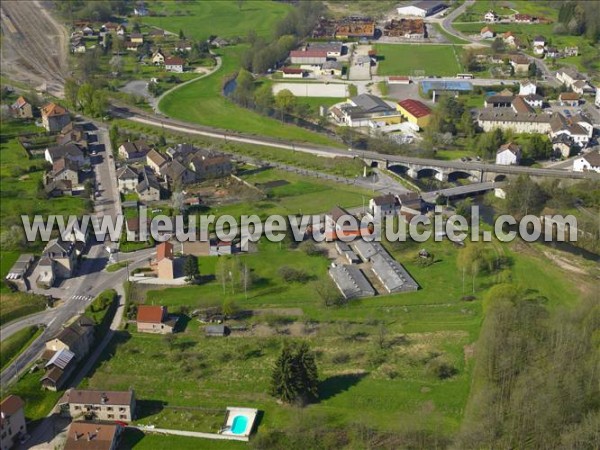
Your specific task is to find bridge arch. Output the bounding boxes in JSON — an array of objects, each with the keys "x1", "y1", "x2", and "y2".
[
  {"x1": 416, "y1": 167, "x2": 442, "y2": 178},
  {"x1": 447, "y1": 170, "x2": 474, "y2": 182},
  {"x1": 387, "y1": 164, "x2": 410, "y2": 175},
  {"x1": 494, "y1": 174, "x2": 507, "y2": 182}
]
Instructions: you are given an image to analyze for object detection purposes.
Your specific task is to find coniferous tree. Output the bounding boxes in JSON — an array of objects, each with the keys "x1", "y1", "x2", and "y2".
[{"x1": 270, "y1": 341, "x2": 319, "y2": 405}]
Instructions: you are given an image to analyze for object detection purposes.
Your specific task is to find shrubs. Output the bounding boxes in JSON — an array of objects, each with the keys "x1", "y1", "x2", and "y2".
[
  {"x1": 298, "y1": 240, "x2": 326, "y2": 257},
  {"x1": 278, "y1": 266, "x2": 312, "y2": 283},
  {"x1": 425, "y1": 357, "x2": 458, "y2": 380}
]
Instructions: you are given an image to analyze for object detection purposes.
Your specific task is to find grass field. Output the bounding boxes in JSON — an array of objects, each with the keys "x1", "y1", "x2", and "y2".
[
  {"x1": 0, "y1": 292, "x2": 47, "y2": 326},
  {"x1": 142, "y1": 1, "x2": 292, "y2": 41},
  {"x1": 159, "y1": 46, "x2": 339, "y2": 146},
  {"x1": 432, "y1": 23, "x2": 471, "y2": 45},
  {"x1": 0, "y1": 326, "x2": 41, "y2": 370},
  {"x1": 81, "y1": 232, "x2": 587, "y2": 447},
  {"x1": 375, "y1": 44, "x2": 463, "y2": 77}
]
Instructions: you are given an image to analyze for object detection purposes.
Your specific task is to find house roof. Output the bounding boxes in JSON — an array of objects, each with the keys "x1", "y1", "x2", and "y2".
[
  {"x1": 582, "y1": 152, "x2": 600, "y2": 167},
  {"x1": 137, "y1": 305, "x2": 167, "y2": 324},
  {"x1": 329, "y1": 206, "x2": 352, "y2": 223},
  {"x1": 116, "y1": 165, "x2": 138, "y2": 180},
  {"x1": 498, "y1": 142, "x2": 521, "y2": 155},
  {"x1": 53, "y1": 157, "x2": 79, "y2": 175},
  {"x1": 480, "y1": 26, "x2": 493, "y2": 33},
  {"x1": 165, "y1": 56, "x2": 185, "y2": 66},
  {"x1": 156, "y1": 242, "x2": 173, "y2": 262},
  {"x1": 146, "y1": 149, "x2": 167, "y2": 167},
  {"x1": 42, "y1": 102, "x2": 68, "y2": 117},
  {"x1": 64, "y1": 422, "x2": 120, "y2": 450},
  {"x1": 510, "y1": 55, "x2": 530, "y2": 65},
  {"x1": 289, "y1": 50, "x2": 328, "y2": 58},
  {"x1": 119, "y1": 140, "x2": 150, "y2": 156},
  {"x1": 47, "y1": 143, "x2": 84, "y2": 160},
  {"x1": 1, "y1": 395, "x2": 24, "y2": 420},
  {"x1": 388, "y1": 76, "x2": 410, "y2": 81},
  {"x1": 559, "y1": 92, "x2": 580, "y2": 100},
  {"x1": 45, "y1": 348, "x2": 76, "y2": 370},
  {"x1": 511, "y1": 96, "x2": 535, "y2": 114},
  {"x1": 372, "y1": 194, "x2": 399, "y2": 206},
  {"x1": 398, "y1": 99, "x2": 432, "y2": 118},
  {"x1": 51, "y1": 316, "x2": 94, "y2": 349},
  {"x1": 12, "y1": 96, "x2": 29, "y2": 110},
  {"x1": 136, "y1": 167, "x2": 160, "y2": 193},
  {"x1": 557, "y1": 67, "x2": 585, "y2": 80},
  {"x1": 350, "y1": 94, "x2": 394, "y2": 113},
  {"x1": 61, "y1": 389, "x2": 134, "y2": 406}
]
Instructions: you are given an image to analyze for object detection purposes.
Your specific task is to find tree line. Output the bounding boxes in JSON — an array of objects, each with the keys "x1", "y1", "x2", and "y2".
[{"x1": 456, "y1": 287, "x2": 599, "y2": 449}]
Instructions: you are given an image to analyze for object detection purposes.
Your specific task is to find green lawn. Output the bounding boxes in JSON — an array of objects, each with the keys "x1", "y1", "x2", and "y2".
[
  {"x1": 142, "y1": 1, "x2": 292, "y2": 41},
  {"x1": 375, "y1": 44, "x2": 463, "y2": 77},
  {"x1": 158, "y1": 46, "x2": 339, "y2": 146},
  {"x1": 0, "y1": 326, "x2": 41, "y2": 370}
]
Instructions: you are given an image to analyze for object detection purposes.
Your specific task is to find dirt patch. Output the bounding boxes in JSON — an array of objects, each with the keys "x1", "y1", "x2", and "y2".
[
  {"x1": 463, "y1": 343, "x2": 475, "y2": 362},
  {"x1": 542, "y1": 251, "x2": 587, "y2": 275}
]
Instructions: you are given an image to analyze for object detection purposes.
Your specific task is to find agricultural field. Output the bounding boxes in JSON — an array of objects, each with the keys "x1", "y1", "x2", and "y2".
[
  {"x1": 158, "y1": 46, "x2": 339, "y2": 146},
  {"x1": 375, "y1": 44, "x2": 463, "y2": 77},
  {"x1": 82, "y1": 233, "x2": 585, "y2": 446},
  {"x1": 142, "y1": 1, "x2": 293, "y2": 41}
]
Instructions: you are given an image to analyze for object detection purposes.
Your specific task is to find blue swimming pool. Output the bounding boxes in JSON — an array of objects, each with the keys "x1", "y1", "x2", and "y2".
[{"x1": 231, "y1": 415, "x2": 248, "y2": 435}]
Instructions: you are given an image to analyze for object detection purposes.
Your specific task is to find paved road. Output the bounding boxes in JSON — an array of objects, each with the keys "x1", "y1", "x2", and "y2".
[
  {"x1": 111, "y1": 104, "x2": 599, "y2": 180},
  {"x1": 17, "y1": 284, "x2": 128, "y2": 450}
]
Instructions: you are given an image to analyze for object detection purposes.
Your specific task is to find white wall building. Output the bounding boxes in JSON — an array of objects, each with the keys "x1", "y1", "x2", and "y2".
[
  {"x1": 573, "y1": 152, "x2": 600, "y2": 173},
  {"x1": 495, "y1": 143, "x2": 522, "y2": 165},
  {"x1": 519, "y1": 81, "x2": 537, "y2": 96}
]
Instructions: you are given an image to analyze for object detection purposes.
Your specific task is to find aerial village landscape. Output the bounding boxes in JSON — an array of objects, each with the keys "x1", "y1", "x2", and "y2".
[{"x1": 0, "y1": 1, "x2": 599, "y2": 449}]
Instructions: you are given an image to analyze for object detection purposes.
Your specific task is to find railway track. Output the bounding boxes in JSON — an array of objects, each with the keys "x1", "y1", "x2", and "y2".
[{"x1": 1, "y1": 0, "x2": 67, "y2": 96}]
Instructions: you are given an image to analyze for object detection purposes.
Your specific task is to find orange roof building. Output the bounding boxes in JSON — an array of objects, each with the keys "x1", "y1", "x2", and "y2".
[{"x1": 397, "y1": 99, "x2": 432, "y2": 128}]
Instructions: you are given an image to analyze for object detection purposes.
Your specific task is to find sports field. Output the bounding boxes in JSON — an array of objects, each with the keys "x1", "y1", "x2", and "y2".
[{"x1": 375, "y1": 44, "x2": 462, "y2": 77}]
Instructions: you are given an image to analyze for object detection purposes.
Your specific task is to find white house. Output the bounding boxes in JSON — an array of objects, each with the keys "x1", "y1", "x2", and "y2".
[
  {"x1": 556, "y1": 67, "x2": 585, "y2": 88},
  {"x1": 495, "y1": 142, "x2": 522, "y2": 165},
  {"x1": 484, "y1": 10, "x2": 499, "y2": 22},
  {"x1": 480, "y1": 26, "x2": 495, "y2": 39},
  {"x1": 572, "y1": 152, "x2": 600, "y2": 173},
  {"x1": 519, "y1": 80, "x2": 537, "y2": 96},
  {"x1": 532, "y1": 36, "x2": 546, "y2": 55},
  {"x1": 164, "y1": 57, "x2": 185, "y2": 73},
  {"x1": 369, "y1": 194, "x2": 400, "y2": 219}
]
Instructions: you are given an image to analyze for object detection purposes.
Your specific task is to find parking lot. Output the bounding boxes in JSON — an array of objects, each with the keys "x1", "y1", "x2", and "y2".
[{"x1": 272, "y1": 82, "x2": 348, "y2": 97}]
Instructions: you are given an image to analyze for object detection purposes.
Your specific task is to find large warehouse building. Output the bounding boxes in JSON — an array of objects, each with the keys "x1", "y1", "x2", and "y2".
[{"x1": 397, "y1": 1, "x2": 447, "y2": 17}]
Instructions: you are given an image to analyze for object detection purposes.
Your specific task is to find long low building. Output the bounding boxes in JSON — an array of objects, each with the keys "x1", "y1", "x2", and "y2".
[
  {"x1": 329, "y1": 264, "x2": 375, "y2": 299},
  {"x1": 477, "y1": 108, "x2": 552, "y2": 133},
  {"x1": 370, "y1": 253, "x2": 419, "y2": 293}
]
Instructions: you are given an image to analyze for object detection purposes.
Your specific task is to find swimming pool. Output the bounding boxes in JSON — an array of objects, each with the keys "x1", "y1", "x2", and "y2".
[{"x1": 230, "y1": 415, "x2": 248, "y2": 435}]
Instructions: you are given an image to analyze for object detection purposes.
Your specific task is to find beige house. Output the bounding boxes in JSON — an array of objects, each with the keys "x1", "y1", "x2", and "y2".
[
  {"x1": 41, "y1": 103, "x2": 71, "y2": 132},
  {"x1": 146, "y1": 149, "x2": 168, "y2": 174},
  {"x1": 11, "y1": 96, "x2": 33, "y2": 119},
  {"x1": 59, "y1": 389, "x2": 136, "y2": 422},
  {"x1": 136, "y1": 305, "x2": 176, "y2": 334},
  {"x1": 156, "y1": 242, "x2": 174, "y2": 279},
  {"x1": 1, "y1": 395, "x2": 27, "y2": 450},
  {"x1": 152, "y1": 50, "x2": 165, "y2": 65},
  {"x1": 45, "y1": 316, "x2": 95, "y2": 360},
  {"x1": 50, "y1": 157, "x2": 80, "y2": 186}
]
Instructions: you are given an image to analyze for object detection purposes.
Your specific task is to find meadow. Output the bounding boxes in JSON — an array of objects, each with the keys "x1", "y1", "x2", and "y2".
[
  {"x1": 80, "y1": 232, "x2": 587, "y2": 447},
  {"x1": 158, "y1": 46, "x2": 339, "y2": 146},
  {"x1": 375, "y1": 44, "x2": 463, "y2": 77},
  {"x1": 456, "y1": 0, "x2": 559, "y2": 23},
  {"x1": 142, "y1": 1, "x2": 293, "y2": 41},
  {"x1": 0, "y1": 325, "x2": 41, "y2": 370}
]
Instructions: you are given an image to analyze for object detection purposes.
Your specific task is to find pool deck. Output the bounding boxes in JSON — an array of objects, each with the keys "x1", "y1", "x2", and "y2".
[{"x1": 129, "y1": 425, "x2": 249, "y2": 442}]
